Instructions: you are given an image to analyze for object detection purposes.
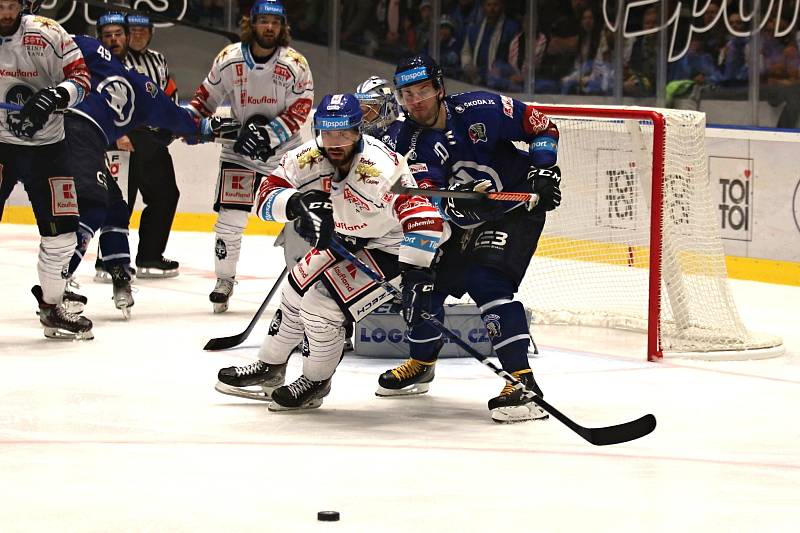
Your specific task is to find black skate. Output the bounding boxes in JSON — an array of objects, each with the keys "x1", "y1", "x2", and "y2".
[
  {"x1": 376, "y1": 358, "x2": 436, "y2": 397},
  {"x1": 109, "y1": 265, "x2": 134, "y2": 319},
  {"x1": 215, "y1": 360, "x2": 288, "y2": 401},
  {"x1": 95, "y1": 258, "x2": 136, "y2": 283},
  {"x1": 488, "y1": 370, "x2": 548, "y2": 424},
  {"x1": 136, "y1": 256, "x2": 179, "y2": 279},
  {"x1": 33, "y1": 283, "x2": 87, "y2": 315},
  {"x1": 32, "y1": 285, "x2": 93, "y2": 340},
  {"x1": 343, "y1": 321, "x2": 354, "y2": 352},
  {"x1": 209, "y1": 277, "x2": 235, "y2": 313},
  {"x1": 269, "y1": 375, "x2": 332, "y2": 411}
]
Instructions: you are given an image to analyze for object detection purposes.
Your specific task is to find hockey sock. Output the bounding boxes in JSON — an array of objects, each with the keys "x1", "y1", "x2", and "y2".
[
  {"x1": 299, "y1": 283, "x2": 347, "y2": 381},
  {"x1": 258, "y1": 283, "x2": 305, "y2": 365},
  {"x1": 99, "y1": 226, "x2": 131, "y2": 268},
  {"x1": 214, "y1": 207, "x2": 248, "y2": 279},
  {"x1": 38, "y1": 232, "x2": 77, "y2": 304},
  {"x1": 68, "y1": 205, "x2": 106, "y2": 276},
  {"x1": 481, "y1": 301, "x2": 531, "y2": 373},
  {"x1": 408, "y1": 290, "x2": 446, "y2": 363}
]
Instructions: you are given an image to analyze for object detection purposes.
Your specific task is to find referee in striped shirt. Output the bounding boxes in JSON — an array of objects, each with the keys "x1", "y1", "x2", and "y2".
[{"x1": 118, "y1": 13, "x2": 180, "y2": 278}]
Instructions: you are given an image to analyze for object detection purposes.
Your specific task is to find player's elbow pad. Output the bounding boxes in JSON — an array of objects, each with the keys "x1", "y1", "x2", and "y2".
[{"x1": 529, "y1": 128, "x2": 558, "y2": 168}]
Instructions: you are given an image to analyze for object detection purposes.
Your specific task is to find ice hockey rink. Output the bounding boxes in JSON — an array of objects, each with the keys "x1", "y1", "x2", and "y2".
[{"x1": 1, "y1": 222, "x2": 798, "y2": 533}]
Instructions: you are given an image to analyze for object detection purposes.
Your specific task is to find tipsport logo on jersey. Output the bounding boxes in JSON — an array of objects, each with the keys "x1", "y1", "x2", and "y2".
[{"x1": 39, "y1": 1, "x2": 187, "y2": 28}]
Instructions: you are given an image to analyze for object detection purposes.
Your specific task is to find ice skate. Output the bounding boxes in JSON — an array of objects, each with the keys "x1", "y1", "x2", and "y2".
[
  {"x1": 33, "y1": 283, "x2": 87, "y2": 315},
  {"x1": 95, "y1": 259, "x2": 136, "y2": 283},
  {"x1": 109, "y1": 265, "x2": 134, "y2": 319},
  {"x1": 32, "y1": 285, "x2": 94, "y2": 340},
  {"x1": 343, "y1": 321, "x2": 354, "y2": 352},
  {"x1": 376, "y1": 358, "x2": 436, "y2": 397},
  {"x1": 209, "y1": 277, "x2": 235, "y2": 313},
  {"x1": 488, "y1": 370, "x2": 549, "y2": 424},
  {"x1": 215, "y1": 360, "x2": 287, "y2": 401},
  {"x1": 136, "y1": 256, "x2": 179, "y2": 279},
  {"x1": 269, "y1": 374, "x2": 332, "y2": 411}
]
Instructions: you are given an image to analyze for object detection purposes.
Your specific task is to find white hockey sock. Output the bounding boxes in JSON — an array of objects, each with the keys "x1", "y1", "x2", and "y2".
[
  {"x1": 213, "y1": 207, "x2": 248, "y2": 279},
  {"x1": 299, "y1": 283, "x2": 346, "y2": 381},
  {"x1": 38, "y1": 233, "x2": 77, "y2": 305},
  {"x1": 258, "y1": 283, "x2": 304, "y2": 365}
]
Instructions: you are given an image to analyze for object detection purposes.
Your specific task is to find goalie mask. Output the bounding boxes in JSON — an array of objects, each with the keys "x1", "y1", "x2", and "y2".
[
  {"x1": 354, "y1": 76, "x2": 400, "y2": 136},
  {"x1": 314, "y1": 93, "x2": 363, "y2": 170}
]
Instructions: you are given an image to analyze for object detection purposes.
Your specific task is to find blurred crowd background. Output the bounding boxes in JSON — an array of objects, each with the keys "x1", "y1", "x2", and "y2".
[{"x1": 39, "y1": 0, "x2": 800, "y2": 128}]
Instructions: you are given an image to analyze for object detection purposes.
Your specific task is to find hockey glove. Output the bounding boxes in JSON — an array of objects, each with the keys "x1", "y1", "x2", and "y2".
[
  {"x1": 400, "y1": 265, "x2": 435, "y2": 327},
  {"x1": 442, "y1": 180, "x2": 507, "y2": 228},
  {"x1": 233, "y1": 116, "x2": 275, "y2": 162},
  {"x1": 198, "y1": 116, "x2": 241, "y2": 143},
  {"x1": 287, "y1": 190, "x2": 334, "y2": 250},
  {"x1": 8, "y1": 86, "x2": 70, "y2": 138},
  {"x1": 527, "y1": 166, "x2": 562, "y2": 213}
]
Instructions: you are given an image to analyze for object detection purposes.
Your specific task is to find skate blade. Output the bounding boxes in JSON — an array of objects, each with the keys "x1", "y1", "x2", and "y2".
[
  {"x1": 268, "y1": 398, "x2": 324, "y2": 411},
  {"x1": 43, "y1": 327, "x2": 94, "y2": 341},
  {"x1": 214, "y1": 381, "x2": 275, "y2": 401},
  {"x1": 375, "y1": 382, "x2": 431, "y2": 397},
  {"x1": 93, "y1": 270, "x2": 112, "y2": 284},
  {"x1": 491, "y1": 404, "x2": 549, "y2": 424},
  {"x1": 118, "y1": 305, "x2": 131, "y2": 320},
  {"x1": 343, "y1": 339, "x2": 354, "y2": 352},
  {"x1": 213, "y1": 302, "x2": 229, "y2": 314},
  {"x1": 137, "y1": 267, "x2": 178, "y2": 279}
]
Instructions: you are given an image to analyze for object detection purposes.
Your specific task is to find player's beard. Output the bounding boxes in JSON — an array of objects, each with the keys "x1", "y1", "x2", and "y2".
[
  {"x1": 326, "y1": 144, "x2": 357, "y2": 172},
  {"x1": 0, "y1": 14, "x2": 19, "y2": 36},
  {"x1": 254, "y1": 29, "x2": 279, "y2": 50}
]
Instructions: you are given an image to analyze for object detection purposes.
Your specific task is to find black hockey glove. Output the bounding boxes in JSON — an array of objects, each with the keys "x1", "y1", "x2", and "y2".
[
  {"x1": 400, "y1": 265, "x2": 435, "y2": 327},
  {"x1": 233, "y1": 116, "x2": 275, "y2": 162},
  {"x1": 442, "y1": 180, "x2": 507, "y2": 228},
  {"x1": 287, "y1": 190, "x2": 334, "y2": 250},
  {"x1": 527, "y1": 165, "x2": 562, "y2": 213},
  {"x1": 198, "y1": 116, "x2": 241, "y2": 143},
  {"x1": 8, "y1": 86, "x2": 70, "y2": 138}
]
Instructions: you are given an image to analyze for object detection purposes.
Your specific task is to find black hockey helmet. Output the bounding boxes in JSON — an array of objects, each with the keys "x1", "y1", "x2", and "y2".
[{"x1": 96, "y1": 11, "x2": 128, "y2": 36}]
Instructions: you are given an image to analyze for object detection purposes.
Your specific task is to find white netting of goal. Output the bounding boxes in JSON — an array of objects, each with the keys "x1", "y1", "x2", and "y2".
[{"x1": 509, "y1": 105, "x2": 783, "y2": 361}]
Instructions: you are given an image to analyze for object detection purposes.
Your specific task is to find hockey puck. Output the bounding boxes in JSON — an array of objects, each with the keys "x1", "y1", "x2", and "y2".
[{"x1": 317, "y1": 511, "x2": 340, "y2": 522}]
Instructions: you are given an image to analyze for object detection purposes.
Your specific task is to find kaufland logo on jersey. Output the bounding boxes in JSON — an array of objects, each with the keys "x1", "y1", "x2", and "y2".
[{"x1": 396, "y1": 67, "x2": 427, "y2": 86}]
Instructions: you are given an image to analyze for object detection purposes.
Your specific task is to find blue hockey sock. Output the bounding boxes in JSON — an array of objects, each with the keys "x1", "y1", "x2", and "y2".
[
  {"x1": 408, "y1": 291, "x2": 446, "y2": 363},
  {"x1": 481, "y1": 301, "x2": 531, "y2": 373}
]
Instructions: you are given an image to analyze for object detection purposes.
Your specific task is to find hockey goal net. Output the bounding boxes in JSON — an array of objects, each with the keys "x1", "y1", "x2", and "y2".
[{"x1": 518, "y1": 105, "x2": 783, "y2": 361}]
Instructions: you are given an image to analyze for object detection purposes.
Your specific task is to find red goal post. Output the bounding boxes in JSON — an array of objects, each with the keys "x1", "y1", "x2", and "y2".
[{"x1": 520, "y1": 105, "x2": 783, "y2": 361}]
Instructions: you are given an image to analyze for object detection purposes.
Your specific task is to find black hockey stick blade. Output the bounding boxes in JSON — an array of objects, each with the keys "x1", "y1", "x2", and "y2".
[
  {"x1": 534, "y1": 395, "x2": 657, "y2": 446},
  {"x1": 203, "y1": 267, "x2": 288, "y2": 351}
]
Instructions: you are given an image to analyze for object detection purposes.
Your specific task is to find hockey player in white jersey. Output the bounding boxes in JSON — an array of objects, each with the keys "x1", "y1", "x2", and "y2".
[
  {"x1": 215, "y1": 93, "x2": 447, "y2": 410},
  {"x1": 188, "y1": 0, "x2": 313, "y2": 313},
  {"x1": 0, "y1": 0, "x2": 92, "y2": 339}
]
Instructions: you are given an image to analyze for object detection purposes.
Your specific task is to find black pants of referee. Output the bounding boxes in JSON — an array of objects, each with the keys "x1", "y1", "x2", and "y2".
[{"x1": 126, "y1": 129, "x2": 180, "y2": 265}]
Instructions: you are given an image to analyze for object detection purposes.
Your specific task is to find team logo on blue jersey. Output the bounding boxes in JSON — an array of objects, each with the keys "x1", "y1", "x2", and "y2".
[
  {"x1": 468, "y1": 123, "x2": 487, "y2": 143},
  {"x1": 483, "y1": 313, "x2": 502, "y2": 339},
  {"x1": 97, "y1": 76, "x2": 136, "y2": 127},
  {"x1": 145, "y1": 81, "x2": 158, "y2": 98}
]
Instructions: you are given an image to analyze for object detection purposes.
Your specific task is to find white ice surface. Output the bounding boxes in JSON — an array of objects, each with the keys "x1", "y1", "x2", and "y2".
[{"x1": 1, "y1": 223, "x2": 798, "y2": 533}]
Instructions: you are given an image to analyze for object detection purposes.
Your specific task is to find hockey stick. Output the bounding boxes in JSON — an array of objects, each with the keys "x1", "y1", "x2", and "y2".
[
  {"x1": 73, "y1": 0, "x2": 240, "y2": 43},
  {"x1": 203, "y1": 266, "x2": 289, "y2": 351},
  {"x1": 328, "y1": 239, "x2": 656, "y2": 446},
  {"x1": 386, "y1": 151, "x2": 539, "y2": 204}
]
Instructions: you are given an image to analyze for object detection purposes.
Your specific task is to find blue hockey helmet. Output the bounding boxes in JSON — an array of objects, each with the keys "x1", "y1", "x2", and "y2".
[
  {"x1": 251, "y1": 0, "x2": 286, "y2": 21},
  {"x1": 96, "y1": 12, "x2": 128, "y2": 36},
  {"x1": 394, "y1": 53, "x2": 444, "y2": 92},
  {"x1": 354, "y1": 76, "x2": 400, "y2": 136},
  {"x1": 314, "y1": 93, "x2": 363, "y2": 149}
]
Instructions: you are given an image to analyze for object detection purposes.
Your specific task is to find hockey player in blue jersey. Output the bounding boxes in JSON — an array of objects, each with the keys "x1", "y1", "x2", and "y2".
[{"x1": 376, "y1": 54, "x2": 563, "y2": 423}]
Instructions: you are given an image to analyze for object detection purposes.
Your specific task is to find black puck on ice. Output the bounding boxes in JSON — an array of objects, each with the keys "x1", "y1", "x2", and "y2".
[{"x1": 317, "y1": 511, "x2": 340, "y2": 522}]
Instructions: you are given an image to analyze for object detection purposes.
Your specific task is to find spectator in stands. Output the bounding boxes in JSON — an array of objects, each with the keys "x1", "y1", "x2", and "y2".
[
  {"x1": 535, "y1": 0, "x2": 582, "y2": 93},
  {"x1": 291, "y1": 0, "x2": 329, "y2": 44},
  {"x1": 460, "y1": 0, "x2": 519, "y2": 86},
  {"x1": 438, "y1": 14, "x2": 463, "y2": 78},
  {"x1": 450, "y1": 0, "x2": 483, "y2": 41},
  {"x1": 582, "y1": 27, "x2": 616, "y2": 95},
  {"x1": 375, "y1": 0, "x2": 415, "y2": 61},
  {"x1": 560, "y1": 6, "x2": 602, "y2": 94},
  {"x1": 341, "y1": 0, "x2": 379, "y2": 56},
  {"x1": 623, "y1": 5, "x2": 658, "y2": 96},
  {"x1": 717, "y1": 12, "x2": 749, "y2": 87},
  {"x1": 414, "y1": 0, "x2": 434, "y2": 54},
  {"x1": 486, "y1": 11, "x2": 546, "y2": 93}
]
